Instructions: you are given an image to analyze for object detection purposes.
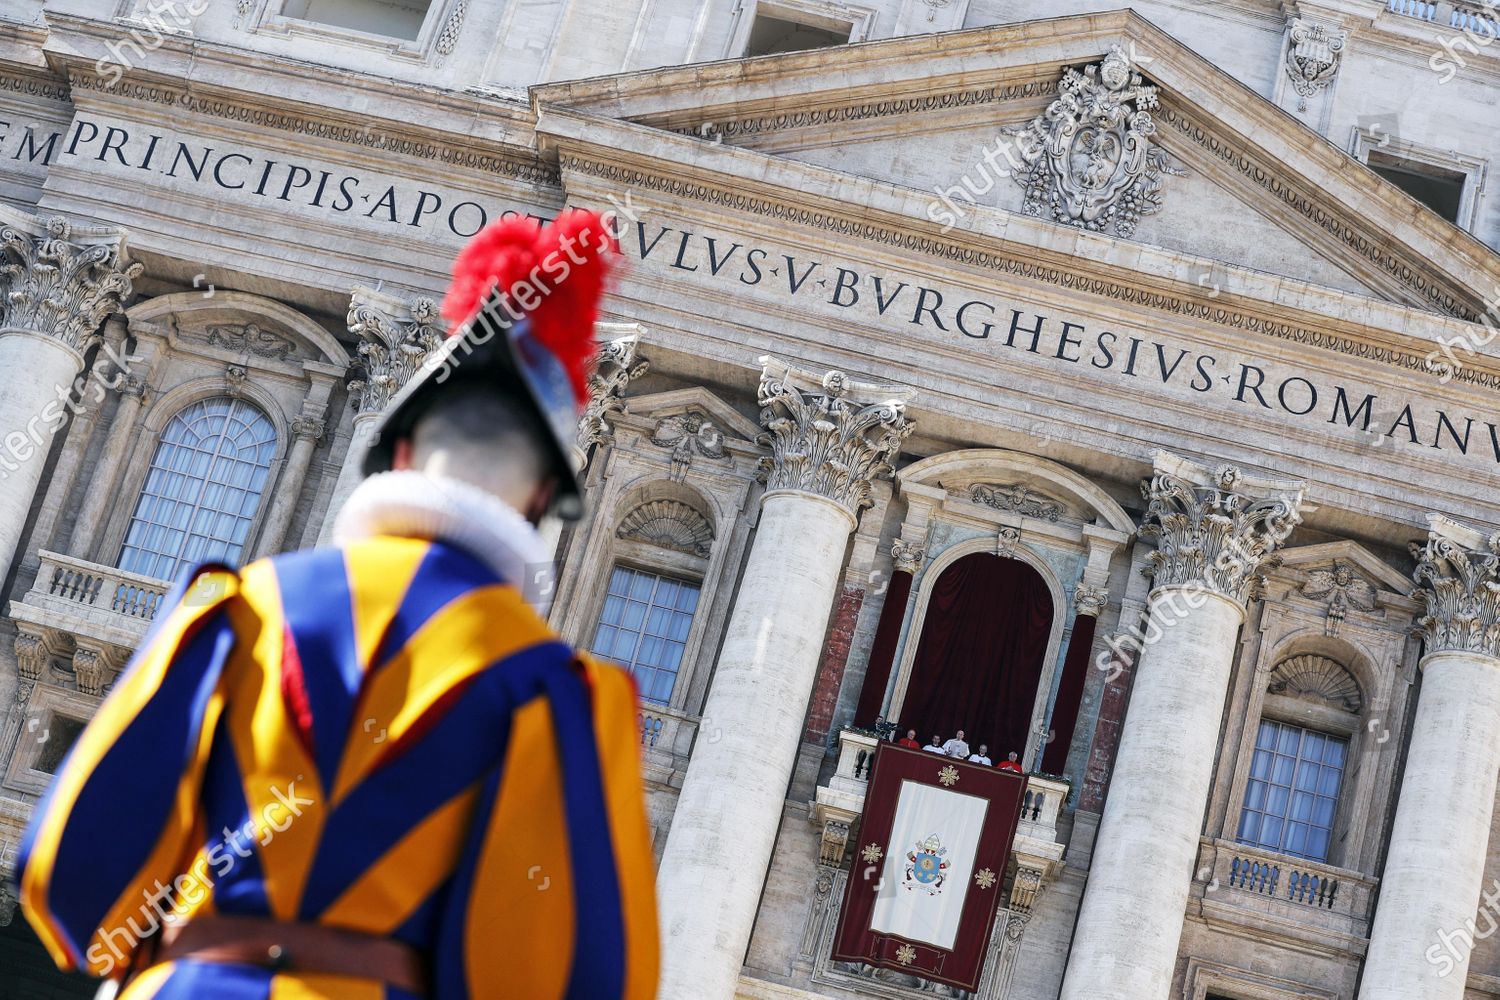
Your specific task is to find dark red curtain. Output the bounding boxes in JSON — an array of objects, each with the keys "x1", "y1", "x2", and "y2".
[
  {"x1": 853, "y1": 570, "x2": 914, "y2": 728},
  {"x1": 897, "y1": 553, "x2": 1052, "y2": 761},
  {"x1": 1041, "y1": 612, "x2": 1098, "y2": 775}
]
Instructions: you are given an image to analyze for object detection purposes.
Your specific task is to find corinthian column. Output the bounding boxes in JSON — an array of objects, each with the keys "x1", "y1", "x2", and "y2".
[
  {"x1": 1060, "y1": 453, "x2": 1303, "y2": 1000},
  {"x1": 575, "y1": 326, "x2": 648, "y2": 469},
  {"x1": 317, "y1": 288, "x2": 444, "y2": 543},
  {"x1": 0, "y1": 209, "x2": 141, "y2": 587},
  {"x1": 656, "y1": 358, "x2": 913, "y2": 1000},
  {"x1": 1359, "y1": 516, "x2": 1500, "y2": 1000}
]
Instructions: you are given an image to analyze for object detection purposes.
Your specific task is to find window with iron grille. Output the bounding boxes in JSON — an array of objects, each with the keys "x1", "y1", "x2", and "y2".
[
  {"x1": 1236, "y1": 719, "x2": 1346, "y2": 862},
  {"x1": 590, "y1": 566, "x2": 700, "y2": 707},
  {"x1": 118, "y1": 397, "x2": 277, "y2": 581}
]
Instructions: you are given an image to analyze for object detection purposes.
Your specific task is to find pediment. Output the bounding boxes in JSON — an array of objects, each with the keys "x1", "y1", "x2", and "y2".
[
  {"x1": 617, "y1": 386, "x2": 764, "y2": 448},
  {"x1": 128, "y1": 290, "x2": 350, "y2": 368},
  {"x1": 534, "y1": 10, "x2": 1499, "y2": 324},
  {"x1": 1275, "y1": 539, "x2": 1413, "y2": 597}
]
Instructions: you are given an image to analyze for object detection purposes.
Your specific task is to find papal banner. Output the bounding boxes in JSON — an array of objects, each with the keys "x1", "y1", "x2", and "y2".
[{"x1": 831, "y1": 743, "x2": 1028, "y2": 991}]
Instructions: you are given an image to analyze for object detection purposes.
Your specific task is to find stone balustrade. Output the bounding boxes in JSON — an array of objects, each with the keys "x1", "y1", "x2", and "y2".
[
  {"x1": 637, "y1": 704, "x2": 700, "y2": 788},
  {"x1": 9, "y1": 550, "x2": 170, "y2": 652},
  {"x1": 1386, "y1": 0, "x2": 1499, "y2": 34},
  {"x1": 1194, "y1": 838, "x2": 1377, "y2": 938}
]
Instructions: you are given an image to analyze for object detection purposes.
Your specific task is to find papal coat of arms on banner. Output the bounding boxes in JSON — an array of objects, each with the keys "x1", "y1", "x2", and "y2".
[{"x1": 903, "y1": 834, "x2": 950, "y2": 895}]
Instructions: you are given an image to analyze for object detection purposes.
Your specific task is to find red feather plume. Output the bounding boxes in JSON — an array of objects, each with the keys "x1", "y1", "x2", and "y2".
[{"x1": 440, "y1": 208, "x2": 618, "y2": 409}]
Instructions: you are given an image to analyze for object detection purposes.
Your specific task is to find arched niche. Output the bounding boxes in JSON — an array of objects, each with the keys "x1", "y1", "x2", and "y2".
[
  {"x1": 897, "y1": 447, "x2": 1135, "y2": 534},
  {"x1": 126, "y1": 290, "x2": 351, "y2": 369}
]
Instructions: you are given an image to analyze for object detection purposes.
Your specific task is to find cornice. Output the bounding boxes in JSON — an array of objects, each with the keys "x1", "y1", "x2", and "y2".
[
  {"x1": 0, "y1": 63, "x2": 68, "y2": 105},
  {"x1": 559, "y1": 151, "x2": 1500, "y2": 392},
  {"x1": 58, "y1": 67, "x2": 559, "y2": 189}
]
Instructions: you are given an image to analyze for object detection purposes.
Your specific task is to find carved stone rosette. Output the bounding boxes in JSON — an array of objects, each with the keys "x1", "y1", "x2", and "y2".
[
  {"x1": 1410, "y1": 517, "x2": 1500, "y2": 661},
  {"x1": 0, "y1": 210, "x2": 143, "y2": 352},
  {"x1": 891, "y1": 538, "x2": 926, "y2": 575},
  {"x1": 757, "y1": 357, "x2": 914, "y2": 518},
  {"x1": 345, "y1": 288, "x2": 446, "y2": 415},
  {"x1": 1285, "y1": 19, "x2": 1347, "y2": 108},
  {"x1": 1005, "y1": 44, "x2": 1184, "y2": 238},
  {"x1": 1141, "y1": 454, "x2": 1304, "y2": 605},
  {"x1": 577, "y1": 334, "x2": 649, "y2": 452},
  {"x1": 1073, "y1": 583, "x2": 1109, "y2": 618}
]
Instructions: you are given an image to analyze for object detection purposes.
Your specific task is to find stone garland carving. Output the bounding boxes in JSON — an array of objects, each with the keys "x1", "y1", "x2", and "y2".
[
  {"x1": 1410, "y1": 527, "x2": 1500, "y2": 660},
  {"x1": 346, "y1": 295, "x2": 445, "y2": 414},
  {"x1": 0, "y1": 215, "x2": 143, "y2": 352},
  {"x1": 206, "y1": 323, "x2": 297, "y2": 361},
  {"x1": 1073, "y1": 583, "x2": 1109, "y2": 618},
  {"x1": 1301, "y1": 561, "x2": 1377, "y2": 637},
  {"x1": 616, "y1": 499, "x2": 714, "y2": 558},
  {"x1": 890, "y1": 538, "x2": 926, "y2": 575},
  {"x1": 758, "y1": 365, "x2": 913, "y2": 517},
  {"x1": 1267, "y1": 654, "x2": 1362, "y2": 713},
  {"x1": 436, "y1": 0, "x2": 469, "y2": 55},
  {"x1": 650, "y1": 411, "x2": 728, "y2": 477},
  {"x1": 1005, "y1": 44, "x2": 1184, "y2": 238},
  {"x1": 965, "y1": 482, "x2": 1064, "y2": 521},
  {"x1": 577, "y1": 336, "x2": 649, "y2": 452},
  {"x1": 1141, "y1": 464, "x2": 1302, "y2": 605},
  {"x1": 1285, "y1": 19, "x2": 1347, "y2": 111}
]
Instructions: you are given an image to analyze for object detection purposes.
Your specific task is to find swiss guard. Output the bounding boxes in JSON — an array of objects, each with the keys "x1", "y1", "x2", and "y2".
[{"x1": 14, "y1": 209, "x2": 660, "y2": 999}]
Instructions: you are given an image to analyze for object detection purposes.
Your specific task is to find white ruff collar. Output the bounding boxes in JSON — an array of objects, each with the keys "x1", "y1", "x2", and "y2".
[{"x1": 332, "y1": 471, "x2": 553, "y2": 607}]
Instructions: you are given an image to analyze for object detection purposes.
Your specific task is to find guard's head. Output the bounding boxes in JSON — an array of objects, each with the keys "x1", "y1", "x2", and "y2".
[{"x1": 390, "y1": 381, "x2": 559, "y2": 524}]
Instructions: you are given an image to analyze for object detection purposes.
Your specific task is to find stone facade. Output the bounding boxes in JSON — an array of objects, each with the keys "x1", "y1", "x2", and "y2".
[{"x1": 1, "y1": 1, "x2": 1499, "y2": 998}]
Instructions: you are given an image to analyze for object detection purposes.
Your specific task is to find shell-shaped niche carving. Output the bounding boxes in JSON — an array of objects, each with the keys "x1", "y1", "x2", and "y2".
[
  {"x1": 616, "y1": 499, "x2": 713, "y2": 558},
  {"x1": 1266, "y1": 654, "x2": 1362, "y2": 713}
]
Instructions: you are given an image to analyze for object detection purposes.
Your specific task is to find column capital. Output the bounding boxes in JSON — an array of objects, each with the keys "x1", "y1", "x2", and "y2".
[
  {"x1": 1141, "y1": 451, "x2": 1305, "y2": 605},
  {"x1": 756, "y1": 356, "x2": 914, "y2": 518},
  {"x1": 1410, "y1": 514, "x2": 1500, "y2": 661},
  {"x1": 345, "y1": 286, "x2": 445, "y2": 414},
  {"x1": 0, "y1": 208, "x2": 142, "y2": 351},
  {"x1": 577, "y1": 326, "x2": 649, "y2": 453},
  {"x1": 890, "y1": 537, "x2": 926, "y2": 574},
  {"x1": 1073, "y1": 583, "x2": 1109, "y2": 618}
]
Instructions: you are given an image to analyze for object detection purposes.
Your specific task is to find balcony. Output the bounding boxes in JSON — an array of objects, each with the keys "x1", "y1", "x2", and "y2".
[
  {"x1": 8, "y1": 551, "x2": 170, "y2": 678},
  {"x1": 1193, "y1": 838, "x2": 1378, "y2": 949},
  {"x1": 637, "y1": 704, "x2": 700, "y2": 789},
  {"x1": 1387, "y1": 0, "x2": 1499, "y2": 35}
]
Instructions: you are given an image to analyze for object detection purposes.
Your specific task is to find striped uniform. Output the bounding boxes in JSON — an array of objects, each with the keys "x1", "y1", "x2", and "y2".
[{"x1": 17, "y1": 536, "x2": 659, "y2": 999}]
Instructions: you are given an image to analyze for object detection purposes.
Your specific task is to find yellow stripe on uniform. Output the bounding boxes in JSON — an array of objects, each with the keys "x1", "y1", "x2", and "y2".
[
  {"x1": 20, "y1": 570, "x2": 238, "y2": 971},
  {"x1": 466, "y1": 698, "x2": 575, "y2": 999},
  {"x1": 342, "y1": 538, "x2": 431, "y2": 673},
  {"x1": 331, "y1": 586, "x2": 552, "y2": 804},
  {"x1": 582, "y1": 657, "x2": 662, "y2": 1000}
]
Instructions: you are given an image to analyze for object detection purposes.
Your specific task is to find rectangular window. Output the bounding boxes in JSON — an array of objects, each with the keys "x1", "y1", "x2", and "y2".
[
  {"x1": 1366, "y1": 149, "x2": 1467, "y2": 224},
  {"x1": 35, "y1": 714, "x2": 87, "y2": 775},
  {"x1": 280, "y1": 0, "x2": 434, "y2": 41},
  {"x1": 744, "y1": 12, "x2": 852, "y2": 56},
  {"x1": 590, "y1": 566, "x2": 700, "y2": 707},
  {"x1": 1236, "y1": 719, "x2": 1346, "y2": 862}
]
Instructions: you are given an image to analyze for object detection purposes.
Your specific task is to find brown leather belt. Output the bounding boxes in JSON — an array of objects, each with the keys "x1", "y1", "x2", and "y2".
[{"x1": 157, "y1": 914, "x2": 427, "y2": 994}]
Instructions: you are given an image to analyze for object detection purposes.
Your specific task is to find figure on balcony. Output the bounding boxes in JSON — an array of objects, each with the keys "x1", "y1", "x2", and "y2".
[
  {"x1": 942, "y1": 729, "x2": 971, "y2": 758},
  {"x1": 897, "y1": 728, "x2": 921, "y2": 749},
  {"x1": 13, "y1": 211, "x2": 659, "y2": 1000},
  {"x1": 923, "y1": 734, "x2": 947, "y2": 754},
  {"x1": 967, "y1": 744, "x2": 993, "y2": 766},
  {"x1": 998, "y1": 751, "x2": 1024, "y2": 773}
]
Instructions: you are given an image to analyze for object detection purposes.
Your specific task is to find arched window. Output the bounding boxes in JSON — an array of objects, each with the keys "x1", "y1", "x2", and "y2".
[{"x1": 118, "y1": 397, "x2": 277, "y2": 580}]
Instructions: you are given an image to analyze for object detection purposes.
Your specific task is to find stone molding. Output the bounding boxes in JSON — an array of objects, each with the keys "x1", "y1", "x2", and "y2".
[
  {"x1": 1006, "y1": 45, "x2": 1183, "y2": 238},
  {"x1": 63, "y1": 71, "x2": 559, "y2": 188},
  {"x1": 561, "y1": 155, "x2": 1492, "y2": 385},
  {"x1": 616, "y1": 498, "x2": 714, "y2": 558},
  {"x1": 1300, "y1": 560, "x2": 1378, "y2": 636},
  {"x1": 1266, "y1": 653, "x2": 1362, "y2": 713},
  {"x1": 345, "y1": 287, "x2": 445, "y2": 415},
  {"x1": 1410, "y1": 515, "x2": 1500, "y2": 661},
  {"x1": 1141, "y1": 452, "x2": 1304, "y2": 605},
  {"x1": 965, "y1": 482, "x2": 1065, "y2": 521},
  {"x1": 1073, "y1": 583, "x2": 1109, "y2": 618},
  {"x1": 757, "y1": 356, "x2": 914, "y2": 518},
  {"x1": 291, "y1": 414, "x2": 326, "y2": 442},
  {"x1": 578, "y1": 333, "x2": 650, "y2": 452},
  {"x1": 0, "y1": 209, "x2": 142, "y2": 352},
  {"x1": 650, "y1": 410, "x2": 729, "y2": 476}
]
